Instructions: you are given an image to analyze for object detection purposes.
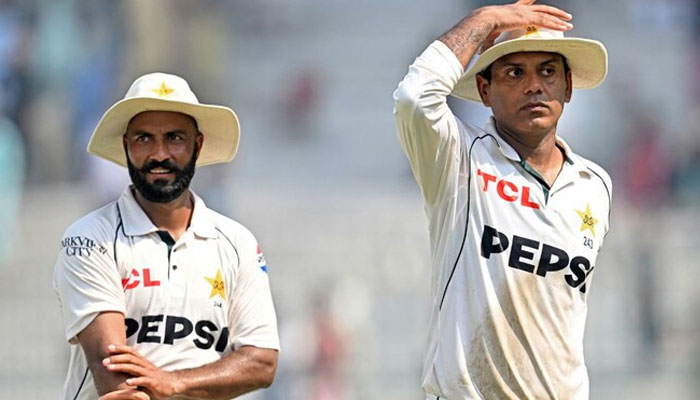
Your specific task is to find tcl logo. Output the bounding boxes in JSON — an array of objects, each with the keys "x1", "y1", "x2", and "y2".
[
  {"x1": 122, "y1": 268, "x2": 161, "y2": 290},
  {"x1": 477, "y1": 169, "x2": 540, "y2": 209}
]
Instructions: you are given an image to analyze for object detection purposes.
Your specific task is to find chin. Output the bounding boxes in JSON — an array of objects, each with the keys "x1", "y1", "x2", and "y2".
[{"x1": 520, "y1": 116, "x2": 556, "y2": 132}]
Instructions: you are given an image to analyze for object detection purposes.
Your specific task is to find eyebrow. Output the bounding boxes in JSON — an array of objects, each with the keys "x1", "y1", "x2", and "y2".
[
  {"x1": 128, "y1": 129, "x2": 188, "y2": 136},
  {"x1": 538, "y1": 57, "x2": 560, "y2": 66},
  {"x1": 496, "y1": 57, "x2": 561, "y2": 69}
]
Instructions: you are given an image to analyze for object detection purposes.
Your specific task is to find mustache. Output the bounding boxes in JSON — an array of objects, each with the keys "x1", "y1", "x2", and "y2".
[{"x1": 138, "y1": 159, "x2": 183, "y2": 173}]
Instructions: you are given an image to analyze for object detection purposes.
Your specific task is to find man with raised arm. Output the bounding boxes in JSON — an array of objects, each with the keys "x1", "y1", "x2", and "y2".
[
  {"x1": 54, "y1": 72, "x2": 279, "y2": 400},
  {"x1": 394, "y1": 1, "x2": 611, "y2": 399}
]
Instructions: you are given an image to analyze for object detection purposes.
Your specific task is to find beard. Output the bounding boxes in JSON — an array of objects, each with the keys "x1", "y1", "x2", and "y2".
[{"x1": 126, "y1": 151, "x2": 197, "y2": 203}]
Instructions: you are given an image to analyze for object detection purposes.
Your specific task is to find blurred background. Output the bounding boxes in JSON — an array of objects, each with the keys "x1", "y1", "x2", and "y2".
[{"x1": 0, "y1": 0, "x2": 699, "y2": 398}]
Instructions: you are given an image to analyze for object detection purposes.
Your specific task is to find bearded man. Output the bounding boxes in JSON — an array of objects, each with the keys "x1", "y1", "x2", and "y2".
[{"x1": 54, "y1": 72, "x2": 279, "y2": 400}]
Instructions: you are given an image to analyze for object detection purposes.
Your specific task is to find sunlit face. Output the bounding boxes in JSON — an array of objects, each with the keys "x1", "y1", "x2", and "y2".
[
  {"x1": 123, "y1": 111, "x2": 203, "y2": 203},
  {"x1": 476, "y1": 52, "x2": 572, "y2": 136}
]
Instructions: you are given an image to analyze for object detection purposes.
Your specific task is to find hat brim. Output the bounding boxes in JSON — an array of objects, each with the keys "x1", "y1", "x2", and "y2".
[
  {"x1": 452, "y1": 38, "x2": 608, "y2": 102},
  {"x1": 87, "y1": 97, "x2": 240, "y2": 167}
]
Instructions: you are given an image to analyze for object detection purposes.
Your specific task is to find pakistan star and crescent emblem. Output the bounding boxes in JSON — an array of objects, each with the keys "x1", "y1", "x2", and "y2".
[
  {"x1": 575, "y1": 203, "x2": 599, "y2": 237},
  {"x1": 204, "y1": 269, "x2": 226, "y2": 299},
  {"x1": 153, "y1": 82, "x2": 174, "y2": 97},
  {"x1": 524, "y1": 26, "x2": 541, "y2": 38}
]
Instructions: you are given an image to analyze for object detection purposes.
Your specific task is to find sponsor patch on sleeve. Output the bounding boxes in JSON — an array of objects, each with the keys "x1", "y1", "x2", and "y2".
[
  {"x1": 61, "y1": 236, "x2": 107, "y2": 257},
  {"x1": 257, "y1": 244, "x2": 268, "y2": 273}
]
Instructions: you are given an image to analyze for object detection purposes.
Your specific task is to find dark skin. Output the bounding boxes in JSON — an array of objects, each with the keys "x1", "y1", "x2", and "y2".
[
  {"x1": 76, "y1": 111, "x2": 278, "y2": 400},
  {"x1": 123, "y1": 111, "x2": 204, "y2": 241},
  {"x1": 476, "y1": 52, "x2": 572, "y2": 185},
  {"x1": 438, "y1": 0, "x2": 573, "y2": 186}
]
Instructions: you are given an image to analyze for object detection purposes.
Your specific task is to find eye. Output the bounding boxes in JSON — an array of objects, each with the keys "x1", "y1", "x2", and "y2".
[
  {"x1": 542, "y1": 66, "x2": 556, "y2": 77},
  {"x1": 135, "y1": 134, "x2": 151, "y2": 142},
  {"x1": 166, "y1": 132, "x2": 185, "y2": 141},
  {"x1": 506, "y1": 67, "x2": 523, "y2": 78}
]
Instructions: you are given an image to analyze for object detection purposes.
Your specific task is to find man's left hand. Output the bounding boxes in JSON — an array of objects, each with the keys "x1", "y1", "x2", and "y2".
[{"x1": 103, "y1": 345, "x2": 180, "y2": 400}]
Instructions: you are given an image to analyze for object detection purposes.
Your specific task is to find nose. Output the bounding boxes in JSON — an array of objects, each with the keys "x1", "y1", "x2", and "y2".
[
  {"x1": 149, "y1": 137, "x2": 171, "y2": 162},
  {"x1": 523, "y1": 72, "x2": 543, "y2": 95}
]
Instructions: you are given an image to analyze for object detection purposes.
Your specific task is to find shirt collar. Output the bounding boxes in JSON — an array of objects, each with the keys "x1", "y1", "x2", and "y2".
[
  {"x1": 482, "y1": 117, "x2": 521, "y2": 162},
  {"x1": 554, "y1": 136, "x2": 590, "y2": 176},
  {"x1": 483, "y1": 116, "x2": 589, "y2": 175},
  {"x1": 117, "y1": 186, "x2": 217, "y2": 239}
]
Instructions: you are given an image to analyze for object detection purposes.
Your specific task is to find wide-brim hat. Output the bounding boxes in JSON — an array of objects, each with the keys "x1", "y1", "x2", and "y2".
[
  {"x1": 453, "y1": 27, "x2": 608, "y2": 102},
  {"x1": 87, "y1": 72, "x2": 240, "y2": 167}
]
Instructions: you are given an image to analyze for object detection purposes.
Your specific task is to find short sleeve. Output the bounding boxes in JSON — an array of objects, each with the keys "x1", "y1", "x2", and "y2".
[
  {"x1": 227, "y1": 232, "x2": 280, "y2": 351},
  {"x1": 53, "y1": 232, "x2": 126, "y2": 344}
]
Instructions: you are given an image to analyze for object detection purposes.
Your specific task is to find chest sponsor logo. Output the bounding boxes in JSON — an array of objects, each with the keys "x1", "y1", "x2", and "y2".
[
  {"x1": 481, "y1": 224, "x2": 594, "y2": 293},
  {"x1": 477, "y1": 169, "x2": 540, "y2": 209},
  {"x1": 204, "y1": 269, "x2": 225, "y2": 299},
  {"x1": 125, "y1": 315, "x2": 229, "y2": 352},
  {"x1": 122, "y1": 268, "x2": 161, "y2": 290},
  {"x1": 61, "y1": 236, "x2": 107, "y2": 257}
]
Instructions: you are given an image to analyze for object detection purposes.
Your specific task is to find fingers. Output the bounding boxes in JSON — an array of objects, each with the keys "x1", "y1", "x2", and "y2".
[
  {"x1": 104, "y1": 344, "x2": 157, "y2": 368},
  {"x1": 103, "y1": 354, "x2": 152, "y2": 370},
  {"x1": 126, "y1": 375, "x2": 174, "y2": 399},
  {"x1": 107, "y1": 344, "x2": 139, "y2": 356},
  {"x1": 104, "y1": 361, "x2": 149, "y2": 377},
  {"x1": 125, "y1": 376, "x2": 154, "y2": 390},
  {"x1": 529, "y1": 5, "x2": 572, "y2": 21},
  {"x1": 533, "y1": 12, "x2": 573, "y2": 31},
  {"x1": 515, "y1": 0, "x2": 537, "y2": 5},
  {"x1": 98, "y1": 389, "x2": 150, "y2": 400}
]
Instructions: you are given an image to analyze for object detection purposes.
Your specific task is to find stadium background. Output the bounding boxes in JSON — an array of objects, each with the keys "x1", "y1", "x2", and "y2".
[{"x1": 1, "y1": 0, "x2": 699, "y2": 398}]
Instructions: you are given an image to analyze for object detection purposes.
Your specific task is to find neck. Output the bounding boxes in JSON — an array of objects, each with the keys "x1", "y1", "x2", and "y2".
[
  {"x1": 495, "y1": 121, "x2": 564, "y2": 186},
  {"x1": 132, "y1": 187, "x2": 194, "y2": 241}
]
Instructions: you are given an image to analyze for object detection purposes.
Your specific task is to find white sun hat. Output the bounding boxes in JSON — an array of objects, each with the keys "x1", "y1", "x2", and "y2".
[
  {"x1": 452, "y1": 26, "x2": 608, "y2": 102},
  {"x1": 87, "y1": 72, "x2": 240, "y2": 167}
]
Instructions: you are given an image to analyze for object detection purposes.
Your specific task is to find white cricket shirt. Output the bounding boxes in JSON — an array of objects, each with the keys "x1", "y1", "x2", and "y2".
[
  {"x1": 394, "y1": 41, "x2": 612, "y2": 400},
  {"x1": 54, "y1": 187, "x2": 279, "y2": 400}
]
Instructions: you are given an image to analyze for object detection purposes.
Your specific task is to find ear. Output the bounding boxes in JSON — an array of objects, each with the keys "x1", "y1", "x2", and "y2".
[
  {"x1": 195, "y1": 132, "x2": 204, "y2": 159},
  {"x1": 122, "y1": 134, "x2": 129, "y2": 157},
  {"x1": 564, "y1": 68, "x2": 573, "y2": 103},
  {"x1": 476, "y1": 75, "x2": 492, "y2": 106}
]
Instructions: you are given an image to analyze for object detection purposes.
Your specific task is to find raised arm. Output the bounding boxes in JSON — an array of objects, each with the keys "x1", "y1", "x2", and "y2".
[
  {"x1": 393, "y1": 0, "x2": 572, "y2": 206},
  {"x1": 439, "y1": 0, "x2": 572, "y2": 69}
]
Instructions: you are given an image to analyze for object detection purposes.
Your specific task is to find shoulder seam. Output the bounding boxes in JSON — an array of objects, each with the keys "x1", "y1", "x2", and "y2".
[
  {"x1": 114, "y1": 204, "x2": 124, "y2": 265},
  {"x1": 214, "y1": 226, "x2": 240, "y2": 269},
  {"x1": 584, "y1": 165, "x2": 612, "y2": 239}
]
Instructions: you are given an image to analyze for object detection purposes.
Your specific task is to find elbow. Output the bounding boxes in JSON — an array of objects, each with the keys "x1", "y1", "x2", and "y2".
[
  {"x1": 258, "y1": 370, "x2": 275, "y2": 389},
  {"x1": 254, "y1": 353, "x2": 278, "y2": 389},
  {"x1": 393, "y1": 80, "x2": 421, "y2": 118},
  {"x1": 394, "y1": 78, "x2": 443, "y2": 122}
]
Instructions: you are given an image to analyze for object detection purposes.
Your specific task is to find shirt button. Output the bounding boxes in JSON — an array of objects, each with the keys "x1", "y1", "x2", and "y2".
[{"x1": 172, "y1": 265, "x2": 178, "y2": 270}]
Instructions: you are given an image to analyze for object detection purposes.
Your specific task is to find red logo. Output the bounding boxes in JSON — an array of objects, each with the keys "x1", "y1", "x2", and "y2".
[
  {"x1": 477, "y1": 169, "x2": 540, "y2": 209},
  {"x1": 122, "y1": 268, "x2": 161, "y2": 290}
]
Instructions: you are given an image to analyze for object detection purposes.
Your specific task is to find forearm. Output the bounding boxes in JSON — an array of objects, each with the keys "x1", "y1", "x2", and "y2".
[
  {"x1": 171, "y1": 346, "x2": 278, "y2": 400},
  {"x1": 438, "y1": 9, "x2": 493, "y2": 68},
  {"x1": 437, "y1": 1, "x2": 573, "y2": 68}
]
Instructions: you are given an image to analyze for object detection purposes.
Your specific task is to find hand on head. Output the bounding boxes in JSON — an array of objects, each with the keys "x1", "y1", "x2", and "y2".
[{"x1": 476, "y1": 0, "x2": 573, "y2": 53}]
